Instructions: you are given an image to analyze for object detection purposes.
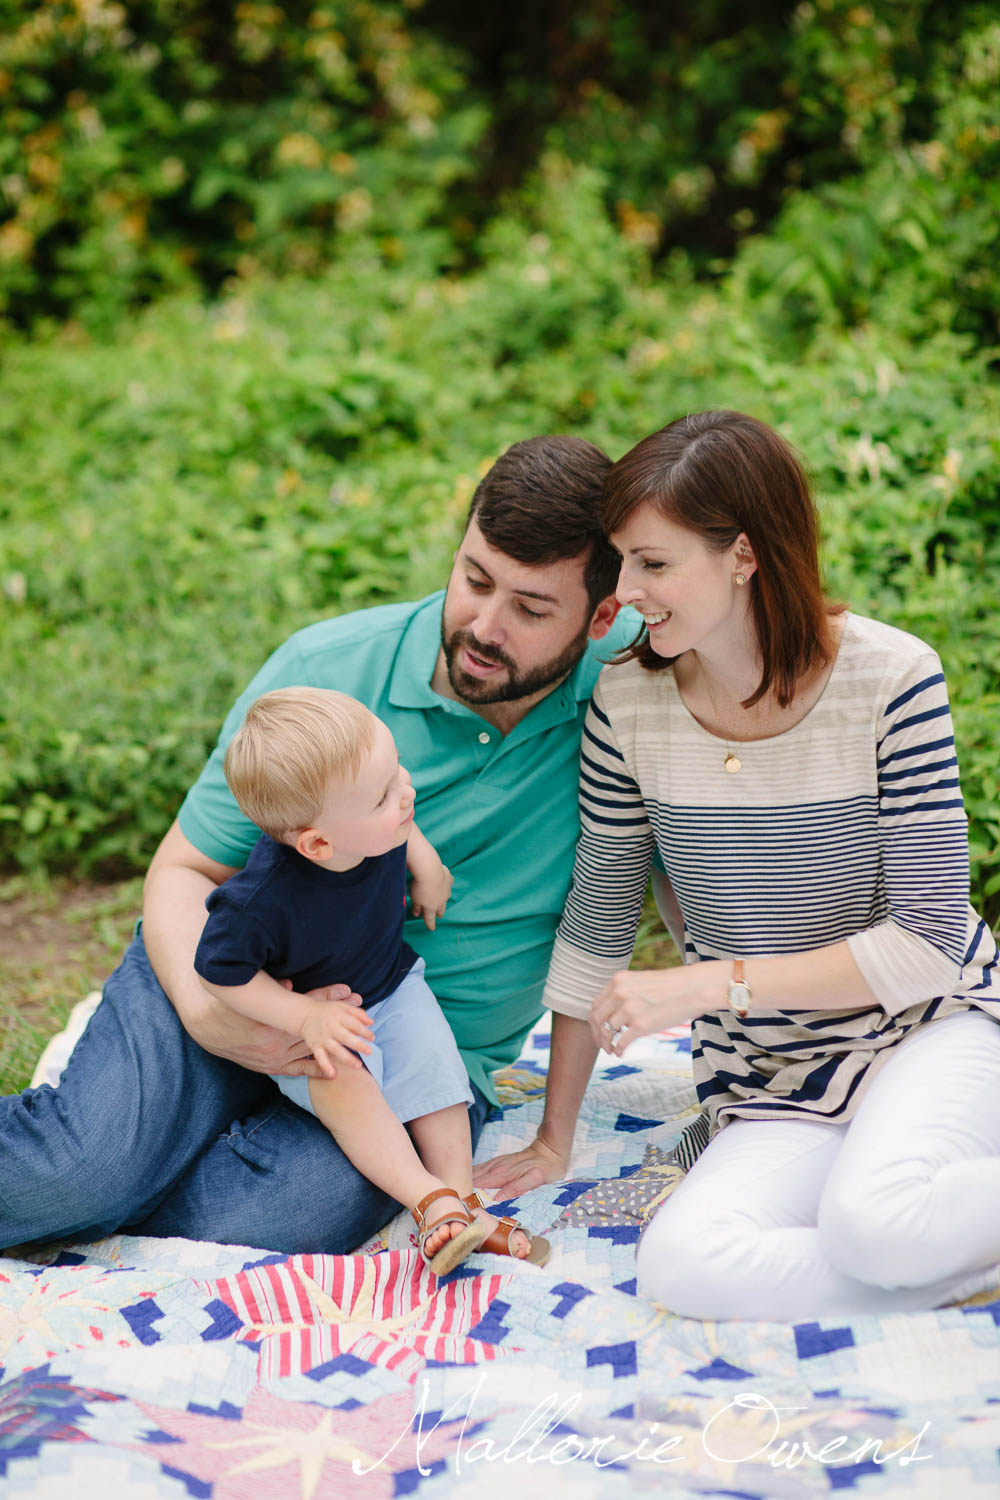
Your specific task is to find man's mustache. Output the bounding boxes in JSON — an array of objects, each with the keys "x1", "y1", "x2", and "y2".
[{"x1": 451, "y1": 631, "x2": 514, "y2": 672}]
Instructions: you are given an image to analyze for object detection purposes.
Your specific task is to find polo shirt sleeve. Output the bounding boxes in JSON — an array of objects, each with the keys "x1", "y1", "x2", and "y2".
[{"x1": 194, "y1": 897, "x2": 279, "y2": 988}]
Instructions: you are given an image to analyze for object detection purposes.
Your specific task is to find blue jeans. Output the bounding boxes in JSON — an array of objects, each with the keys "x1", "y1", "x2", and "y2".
[{"x1": 0, "y1": 933, "x2": 490, "y2": 1254}]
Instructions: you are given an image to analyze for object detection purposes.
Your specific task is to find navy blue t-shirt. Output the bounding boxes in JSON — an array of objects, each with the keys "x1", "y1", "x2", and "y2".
[{"x1": 194, "y1": 834, "x2": 417, "y2": 1004}]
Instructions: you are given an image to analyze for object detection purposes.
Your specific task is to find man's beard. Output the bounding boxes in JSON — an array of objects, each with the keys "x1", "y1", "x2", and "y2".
[{"x1": 440, "y1": 618, "x2": 592, "y2": 706}]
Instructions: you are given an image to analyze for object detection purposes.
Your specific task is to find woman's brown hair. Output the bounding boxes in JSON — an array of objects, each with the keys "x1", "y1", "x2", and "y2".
[{"x1": 601, "y1": 410, "x2": 841, "y2": 708}]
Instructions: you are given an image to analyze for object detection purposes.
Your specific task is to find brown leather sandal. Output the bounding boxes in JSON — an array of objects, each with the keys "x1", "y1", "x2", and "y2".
[
  {"x1": 463, "y1": 1190, "x2": 551, "y2": 1267},
  {"x1": 412, "y1": 1187, "x2": 490, "y2": 1275}
]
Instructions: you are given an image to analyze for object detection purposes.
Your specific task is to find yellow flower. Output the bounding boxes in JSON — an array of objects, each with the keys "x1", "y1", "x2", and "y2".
[{"x1": 276, "y1": 132, "x2": 324, "y2": 169}]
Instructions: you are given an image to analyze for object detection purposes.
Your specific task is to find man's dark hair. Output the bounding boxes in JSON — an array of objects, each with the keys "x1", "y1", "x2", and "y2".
[{"x1": 467, "y1": 435, "x2": 620, "y2": 612}]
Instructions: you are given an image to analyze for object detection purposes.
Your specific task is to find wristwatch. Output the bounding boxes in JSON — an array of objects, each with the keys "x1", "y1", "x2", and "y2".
[{"x1": 728, "y1": 959, "x2": 752, "y2": 1019}]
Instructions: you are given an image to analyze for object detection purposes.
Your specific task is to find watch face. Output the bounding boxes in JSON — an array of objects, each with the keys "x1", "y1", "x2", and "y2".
[{"x1": 729, "y1": 982, "x2": 751, "y2": 1015}]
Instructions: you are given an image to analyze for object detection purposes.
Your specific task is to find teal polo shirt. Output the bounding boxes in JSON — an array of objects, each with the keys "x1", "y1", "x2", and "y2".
[{"x1": 178, "y1": 591, "x2": 636, "y2": 1102}]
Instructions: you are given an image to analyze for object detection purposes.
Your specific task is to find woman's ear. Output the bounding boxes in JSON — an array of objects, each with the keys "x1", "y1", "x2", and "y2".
[{"x1": 733, "y1": 533, "x2": 758, "y2": 581}]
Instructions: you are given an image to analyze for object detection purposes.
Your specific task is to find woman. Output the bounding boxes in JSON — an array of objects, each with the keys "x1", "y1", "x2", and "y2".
[{"x1": 491, "y1": 409, "x2": 1000, "y2": 1321}]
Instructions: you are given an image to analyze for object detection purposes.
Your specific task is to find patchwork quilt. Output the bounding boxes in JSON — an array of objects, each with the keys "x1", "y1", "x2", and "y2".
[{"x1": 3, "y1": 1007, "x2": 1000, "y2": 1497}]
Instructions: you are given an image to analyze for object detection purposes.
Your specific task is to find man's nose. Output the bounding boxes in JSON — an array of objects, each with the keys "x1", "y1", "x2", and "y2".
[{"x1": 471, "y1": 599, "x2": 505, "y2": 646}]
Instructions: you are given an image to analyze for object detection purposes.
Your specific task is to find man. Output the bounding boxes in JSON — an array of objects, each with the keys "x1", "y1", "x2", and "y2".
[{"x1": 1, "y1": 435, "x2": 632, "y2": 1255}]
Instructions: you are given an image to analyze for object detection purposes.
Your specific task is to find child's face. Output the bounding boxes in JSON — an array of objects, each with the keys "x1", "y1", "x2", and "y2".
[{"x1": 306, "y1": 718, "x2": 416, "y2": 867}]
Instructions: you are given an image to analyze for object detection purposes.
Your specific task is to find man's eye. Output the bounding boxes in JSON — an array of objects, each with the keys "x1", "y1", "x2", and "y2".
[{"x1": 518, "y1": 603, "x2": 546, "y2": 620}]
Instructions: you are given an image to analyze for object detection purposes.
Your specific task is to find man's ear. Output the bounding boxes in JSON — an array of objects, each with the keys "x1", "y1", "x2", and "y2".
[
  {"x1": 295, "y1": 827, "x2": 332, "y2": 861},
  {"x1": 587, "y1": 594, "x2": 621, "y2": 641}
]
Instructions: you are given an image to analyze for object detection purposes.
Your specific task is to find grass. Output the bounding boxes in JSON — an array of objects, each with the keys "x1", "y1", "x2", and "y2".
[{"x1": 0, "y1": 876, "x2": 143, "y2": 1093}]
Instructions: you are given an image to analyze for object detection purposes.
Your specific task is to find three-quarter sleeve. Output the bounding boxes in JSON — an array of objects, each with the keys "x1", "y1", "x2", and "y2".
[
  {"x1": 847, "y1": 651, "x2": 973, "y2": 1013},
  {"x1": 543, "y1": 683, "x2": 655, "y2": 1019}
]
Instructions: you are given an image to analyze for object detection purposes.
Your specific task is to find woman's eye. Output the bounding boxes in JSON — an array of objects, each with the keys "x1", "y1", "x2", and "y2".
[
  {"x1": 467, "y1": 576, "x2": 488, "y2": 591},
  {"x1": 642, "y1": 560, "x2": 665, "y2": 572}
]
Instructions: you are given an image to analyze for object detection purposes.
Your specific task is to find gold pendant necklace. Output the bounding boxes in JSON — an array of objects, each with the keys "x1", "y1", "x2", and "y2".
[{"x1": 701, "y1": 670, "x2": 744, "y2": 773}]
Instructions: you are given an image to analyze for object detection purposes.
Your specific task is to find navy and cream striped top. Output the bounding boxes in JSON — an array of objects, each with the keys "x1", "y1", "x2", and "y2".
[{"x1": 544, "y1": 613, "x2": 1000, "y2": 1135}]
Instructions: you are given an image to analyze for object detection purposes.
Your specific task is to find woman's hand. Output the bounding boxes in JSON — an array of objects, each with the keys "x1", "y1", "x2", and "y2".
[
  {"x1": 473, "y1": 1132, "x2": 568, "y2": 1194},
  {"x1": 590, "y1": 964, "x2": 721, "y2": 1055}
]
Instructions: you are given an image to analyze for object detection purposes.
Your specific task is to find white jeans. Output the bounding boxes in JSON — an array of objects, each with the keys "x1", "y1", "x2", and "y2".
[{"x1": 636, "y1": 1011, "x2": 1000, "y2": 1321}]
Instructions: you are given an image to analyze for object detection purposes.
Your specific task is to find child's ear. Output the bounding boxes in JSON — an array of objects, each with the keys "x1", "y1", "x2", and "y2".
[{"x1": 295, "y1": 827, "x2": 331, "y2": 860}]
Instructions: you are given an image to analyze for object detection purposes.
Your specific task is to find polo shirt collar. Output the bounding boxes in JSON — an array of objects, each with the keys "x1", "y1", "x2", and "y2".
[{"x1": 387, "y1": 589, "x2": 592, "y2": 730}]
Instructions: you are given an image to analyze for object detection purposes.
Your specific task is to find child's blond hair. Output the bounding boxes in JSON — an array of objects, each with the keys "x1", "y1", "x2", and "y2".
[{"x1": 224, "y1": 687, "x2": 377, "y2": 842}]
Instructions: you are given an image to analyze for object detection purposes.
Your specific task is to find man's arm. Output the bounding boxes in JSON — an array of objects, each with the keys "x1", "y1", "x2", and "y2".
[
  {"x1": 198, "y1": 968, "x2": 374, "y2": 1077},
  {"x1": 143, "y1": 820, "x2": 327, "y2": 1075}
]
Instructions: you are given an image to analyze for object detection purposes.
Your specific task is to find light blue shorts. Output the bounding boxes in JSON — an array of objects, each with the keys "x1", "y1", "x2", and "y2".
[{"x1": 273, "y1": 958, "x2": 473, "y2": 1124}]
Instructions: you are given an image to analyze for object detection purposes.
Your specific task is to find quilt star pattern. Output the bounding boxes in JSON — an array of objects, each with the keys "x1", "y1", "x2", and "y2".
[{"x1": 3, "y1": 1004, "x2": 999, "y2": 1497}]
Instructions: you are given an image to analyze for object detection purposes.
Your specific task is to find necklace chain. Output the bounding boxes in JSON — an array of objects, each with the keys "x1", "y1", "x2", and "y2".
[{"x1": 699, "y1": 670, "x2": 744, "y2": 774}]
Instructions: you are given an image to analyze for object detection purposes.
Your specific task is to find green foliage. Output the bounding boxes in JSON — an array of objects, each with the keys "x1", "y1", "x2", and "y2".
[
  {"x1": 1, "y1": 3, "x2": 998, "y2": 931},
  {"x1": 1, "y1": 1, "x2": 990, "y2": 330},
  {"x1": 732, "y1": 17, "x2": 1000, "y2": 349},
  {"x1": 3, "y1": 143, "x2": 999, "y2": 923},
  {"x1": 0, "y1": 0, "x2": 484, "y2": 330},
  {"x1": 538, "y1": 0, "x2": 929, "y2": 263}
]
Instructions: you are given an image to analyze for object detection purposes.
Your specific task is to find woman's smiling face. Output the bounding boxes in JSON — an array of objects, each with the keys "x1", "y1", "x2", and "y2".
[{"x1": 610, "y1": 503, "x2": 751, "y2": 660}]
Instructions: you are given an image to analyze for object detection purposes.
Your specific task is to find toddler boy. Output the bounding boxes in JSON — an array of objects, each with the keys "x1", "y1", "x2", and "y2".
[{"x1": 194, "y1": 687, "x2": 546, "y2": 1272}]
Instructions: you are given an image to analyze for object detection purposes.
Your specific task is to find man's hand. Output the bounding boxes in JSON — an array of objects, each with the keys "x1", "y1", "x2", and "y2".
[
  {"x1": 473, "y1": 1132, "x2": 568, "y2": 1194},
  {"x1": 299, "y1": 996, "x2": 375, "y2": 1078},
  {"x1": 185, "y1": 980, "x2": 363, "y2": 1077}
]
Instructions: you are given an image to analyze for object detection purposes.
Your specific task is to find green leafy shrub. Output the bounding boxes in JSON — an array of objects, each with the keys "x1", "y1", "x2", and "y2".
[
  {"x1": 0, "y1": 0, "x2": 484, "y2": 330},
  {"x1": 731, "y1": 17, "x2": 1000, "y2": 351},
  {"x1": 2, "y1": 1, "x2": 991, "y2": 332},
  {"x1": 2, "y1": 153, "x2": 999, "y2": 926}
]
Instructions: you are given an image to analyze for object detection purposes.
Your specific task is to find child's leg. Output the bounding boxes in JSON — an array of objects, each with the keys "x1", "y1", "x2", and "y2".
[
  {"x1": 363, "y1": 960, "x2": 536, "y2": 1262},
  {"x1": 408, "y1": 1104, "x2": 474, "y2": 1195},
  {"x1": 307, "y1": 1072, "x2": 474, "y2": 1260},
  {"x1": 410, "y1": 1104, "x2": 531, "y2": 1260}
]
